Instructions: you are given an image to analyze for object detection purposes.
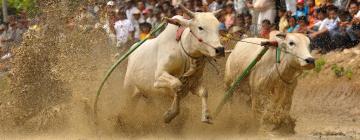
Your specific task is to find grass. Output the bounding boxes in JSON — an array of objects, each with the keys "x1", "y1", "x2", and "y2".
[
  {"x1": 314, "y1": 57, "x2": 326, "y2": 73},
  {"x1": 331, "y1": 64, "x2": 353, "y2": 80}
]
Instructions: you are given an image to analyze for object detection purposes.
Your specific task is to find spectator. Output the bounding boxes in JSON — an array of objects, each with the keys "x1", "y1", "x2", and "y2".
[
  {"x1": 294, "y1": 16, "x2": 308, "y2": 33},
  {"x1": 102, "y1": 10, "x2": 117, "y2": 44},
  {"x1": 243, "y1": 13, "x2": 257, "y2": 36},
  {"x1": 278, "y1": 8, "x2": 289, "y2": 32},
  {"x1": 315, "y1": 0, "x2": 326, "y2": 7},
  {"x1": 206, "y1": 0, "x2": 220, "y2": 12},
  {"x1": 310, "y1": 6, "x2": 341, "y2": 52},
  {"x1": 233, "y1": 14, "x2": 245, "y2": 29},
  {"x1": 125, "y1": 0, "x2": 139, "y2": 22},
  {"x1": 259, "y1": 19, "x2": 272, "y2": 39},
  {"x1": 295, "y1": 0, "x2": 307, "y2": 18},
  {"x1": 139, "y1": 22, "x2": 152, "y2": 40},
  {"x1": 224, "y1": 2, "x2": 236, "y2": 29},
  {"x1": 234, "y1": 0, "x2": 247, "y2": 14},
  {"x1": 114, "y1": 11, "x2": 134, "y2": 48},
  {"x1": 247, "y1": 0, "x2": 276, "y2": 29},
  {"x1": 347, "y1": 2, "x2": 360, "y2": 45},
  {"x1": 308, "y1": 8, "x2": 327, "y2": 32},
  {"x1": 287, "y1": 16, "x2": 297, "y2": 32},
  {"x1": 132, "y1": 9, "x2": 142, "y2": 41},
  {"x1": 286, "y1": 0, "x2": 297, "y2": 15},
  {"x1": 145, "y1": 8, "x2": 157, "y2": 26},
  {"x1": 306, "y1": 0, "x2": 316, "y2": 15},
  {"x1": 349, "y1": 2, "x2": 359, "y2": 17}
]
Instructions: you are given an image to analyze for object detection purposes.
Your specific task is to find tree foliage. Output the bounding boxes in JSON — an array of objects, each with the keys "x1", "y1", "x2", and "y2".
[{"x1": 1, "y1": 0, "x2": 37, "y2": 16}]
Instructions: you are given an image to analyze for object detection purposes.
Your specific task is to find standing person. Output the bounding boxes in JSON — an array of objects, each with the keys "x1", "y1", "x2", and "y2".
[
  {"x1": 234, "y1": 0, "x2": 247, "y2": 14},
  {"x1": 278, "y1": 8, "x2": 289, "y2": 32},
  {"x1": 125, "y1": 0, "x2": 139, "y2": 22},
  {"x1": 295, "y1": 0, "x2": 307, "y2": 18},
  {"x1": 246, "y1": 0, "x2": 276, "y2": 29},
  {"x1": 114, "y1": 11, "x2": 134, "y2": 49},
  {"x1": 285, "y1": 0, "x2": 297, "y2": 15},
  {"x1": 102, "y1": 10, "x2": 117, "y2": 45},
  {"x1": 131, "y1": 9, "x2": 142, "y2": 41}
]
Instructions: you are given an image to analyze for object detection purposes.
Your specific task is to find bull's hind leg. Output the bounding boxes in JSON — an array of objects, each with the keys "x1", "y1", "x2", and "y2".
[
  {"x1": 154, "y1": 72, "x2": 183, "y2": 123},
  {"x1": 191, "y1": 86, "x2": 212, "y2": 124}
]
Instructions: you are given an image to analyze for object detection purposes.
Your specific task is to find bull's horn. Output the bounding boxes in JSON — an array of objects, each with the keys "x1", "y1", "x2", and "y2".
[
  {"x1": 212, "y1": 9, "x2": 222, "y2": 17},
  {"x1": 179, "y1": 4, "x2": 195, "y2": 18}
]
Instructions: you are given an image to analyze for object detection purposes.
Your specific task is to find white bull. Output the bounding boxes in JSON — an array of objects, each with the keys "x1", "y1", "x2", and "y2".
[
  {"x1": 225, "y1": 31, "x2": 315, "y2": 134},
  {"x1": 123, "y1": 5, "x2": 224, "y2": 124}
]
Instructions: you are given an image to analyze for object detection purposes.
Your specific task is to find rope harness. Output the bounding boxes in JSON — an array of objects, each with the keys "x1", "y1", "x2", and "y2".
[{"x1": 222, "y1": 35, "x2": 307, "y2": 84}]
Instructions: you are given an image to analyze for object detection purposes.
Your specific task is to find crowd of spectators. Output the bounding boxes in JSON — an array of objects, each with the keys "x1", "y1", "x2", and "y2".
[
  {"x1": 90, "y1": 0, "x2": 360, "y2": 54},
  {"x1": 0, "y1": 12, "x2": 29, "y2": 71}
]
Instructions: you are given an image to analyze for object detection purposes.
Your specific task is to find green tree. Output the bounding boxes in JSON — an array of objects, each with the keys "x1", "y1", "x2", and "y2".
[{"x1": 1, "y1": 0, "x2": 37, "y2": 17}]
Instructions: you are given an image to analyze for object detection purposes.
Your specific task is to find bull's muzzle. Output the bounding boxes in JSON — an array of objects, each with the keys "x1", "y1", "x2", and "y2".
[
  {"x1": 303, "y1": 57, "x2": 315, "y2": 69},
  {"x1": 215, "y1": 47, "x2": 225, "y2": 57}
]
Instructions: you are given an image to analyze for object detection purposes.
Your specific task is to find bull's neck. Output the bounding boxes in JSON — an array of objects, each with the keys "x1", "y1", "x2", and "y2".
[
  {"x1": 271, "y1": 49, "x2": 300, "y2": 84},
  {"x1": 180, "y1": 28, "x2": 203, "y2": 58}
]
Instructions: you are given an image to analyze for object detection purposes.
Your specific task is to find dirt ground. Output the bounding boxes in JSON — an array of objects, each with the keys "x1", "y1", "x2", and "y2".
[{"x1": 1, "y1": 0, "x2": 360, "y2": 139}]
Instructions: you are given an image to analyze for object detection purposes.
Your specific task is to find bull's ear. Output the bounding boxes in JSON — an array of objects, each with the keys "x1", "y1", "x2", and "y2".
[
  {"x1": 176, "y1": 18, "x2": 191, "y2": 27},
  {"x1": 212, "y1": 9, "x2": 222, "y2": 17},
  {"x1": 276, "y1": 33, "x2": 287, "y2": 40}
]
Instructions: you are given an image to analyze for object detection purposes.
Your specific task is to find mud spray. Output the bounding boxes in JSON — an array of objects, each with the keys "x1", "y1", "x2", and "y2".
[{"x1": 0, "y1": 0, "x2": 360, "y2": 139}]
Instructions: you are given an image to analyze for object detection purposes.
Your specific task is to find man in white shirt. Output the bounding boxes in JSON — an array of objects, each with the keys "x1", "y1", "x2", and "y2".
[
  {"x1": 310, "y1": 7, "x2": 346, "y2": 52},
  {"x1": 114, "y1": 11, "x2": 134, "y2": 48},
  {"x1": 125, "y1": 0, "x2": 139, "y2": 22}
]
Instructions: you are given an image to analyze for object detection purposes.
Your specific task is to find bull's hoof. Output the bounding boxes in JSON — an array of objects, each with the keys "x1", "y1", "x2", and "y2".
[
  {"x1": 163, "y1": 110, "x2": 178, "y2": 124},
  {"x1": 201, "y1": 114, "x2": 213, "y2": 124}
]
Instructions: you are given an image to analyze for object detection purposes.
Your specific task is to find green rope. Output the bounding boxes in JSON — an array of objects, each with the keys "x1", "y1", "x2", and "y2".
[
  {"x1": 214, "y1": 46, "x2": 269, "y2": 118},
  {"x1": 94, "y1": 22, "x2": 167, "y2": 118}
]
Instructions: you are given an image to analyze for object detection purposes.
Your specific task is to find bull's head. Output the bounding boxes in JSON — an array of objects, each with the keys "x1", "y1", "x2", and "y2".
[
  {"x1": 271, "y1": 31, "x2": 315, "y2": 70},
  {"x1": 176, "y1": 5, "x2": 224, "y2": 58}
]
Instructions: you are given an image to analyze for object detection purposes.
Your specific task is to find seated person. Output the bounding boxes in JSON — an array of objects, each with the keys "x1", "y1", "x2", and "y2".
[
  {"x1": 294, "y1": 16, "x2": 309, "y2": 33},
  {"x1": 259, "y1": 19, "x2": 272, "y2": 39},
  {"x1": 310, "y1": 6, "x2": 347, "y2": 52},
  {"x1": 287, "y1": 16, "x2": 297, "y2": 33},
  {"x1": 308, "y1": 8, "x2": 327, "y2": 32},
  {"x1": 346, "y1": 2, "x2": 360, "y2": 46}
]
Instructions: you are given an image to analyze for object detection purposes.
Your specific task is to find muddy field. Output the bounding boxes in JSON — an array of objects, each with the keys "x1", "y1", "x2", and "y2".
[{"x1": 1, "y1": 0, "x2": 360, "y2": 140}]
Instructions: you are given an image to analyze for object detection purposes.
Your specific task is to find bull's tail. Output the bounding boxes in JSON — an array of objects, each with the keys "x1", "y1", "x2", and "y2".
[{"x1": 93, "y1": 22, "x2": 167, "y2": 124}]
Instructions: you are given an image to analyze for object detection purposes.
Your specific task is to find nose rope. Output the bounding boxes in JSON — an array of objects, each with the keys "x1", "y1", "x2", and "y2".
[
  {"x1": 222, "y1": 35, "x2": 308, "y2": 61},
  {"x1": 190, "y1": 30, "x2": 218, "y2": 49}
]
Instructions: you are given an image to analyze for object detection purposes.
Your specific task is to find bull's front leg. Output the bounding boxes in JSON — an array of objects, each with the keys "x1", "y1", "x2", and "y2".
[
  {"x1": 154, "y1": 71, "x2": 182, "y2": 123},
  {"x1": 191, "y1": 86, "x2": 212, "y2": 124}
]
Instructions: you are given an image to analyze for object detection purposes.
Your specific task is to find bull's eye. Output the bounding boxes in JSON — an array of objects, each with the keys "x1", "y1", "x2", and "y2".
[
  {"x1": 198, "y1": 26, "x2": 204, "y2": 31},
  {"x1": 289, "y1": 42, "x2": 295, "y2": 46}
]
